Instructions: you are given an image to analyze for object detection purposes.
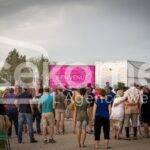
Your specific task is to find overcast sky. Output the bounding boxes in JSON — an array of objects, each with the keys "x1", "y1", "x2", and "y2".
[{"x1": 0, "y1": 0, "x2": 150, "y2": 64}]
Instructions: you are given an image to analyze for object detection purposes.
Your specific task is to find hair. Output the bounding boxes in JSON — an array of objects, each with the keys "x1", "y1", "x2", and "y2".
[
  {"x1": 44, "y1": 87, "x2": 49, "y2": 93},
  {"x1": 100, "y1": 89, "x2": 106, "y2": 97},
  {"x1": 38, "y1": 88, "x2": 43, "y2": 94},
  {"x1": 87, "y1": 83, "x2": 92, "y2": 88},
  {"x1": 9, "y1": 88, "x2": 14, "y2": 93},
  {"x1": 79, "y1": 88, "x2": 87, "y2": 96},
  {"x1": 24, "y1": 88, "x2": 28, "y2": 92}
]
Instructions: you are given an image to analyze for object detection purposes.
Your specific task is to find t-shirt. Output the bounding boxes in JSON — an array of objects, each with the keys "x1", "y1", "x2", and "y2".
[
  {"x1": 18, "y1": 92, "x2": 32, "y2": 114},
  {"x1": 95, "y1": 98, "x2": 111, "y2": 118},
  {"x1": 39, "y1": 93, "x2": 53, "y2": 113}
]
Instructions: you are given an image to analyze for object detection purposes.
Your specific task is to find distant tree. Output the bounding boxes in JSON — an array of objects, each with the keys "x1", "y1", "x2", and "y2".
[
  {"x1": 117, "y1": 82, "x2": 125, "y2": 90},
  {"x1": 0, "y1": 49, "x2": 26, "y2": 85},
  {"x1": 29, "y1": 54, "x2": 49, "y2": 76},
  {"x1": 29, "y1": 55, "x2": 51, "y2": 87}
]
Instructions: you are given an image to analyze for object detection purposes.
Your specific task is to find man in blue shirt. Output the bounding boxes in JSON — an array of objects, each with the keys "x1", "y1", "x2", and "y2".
[{"x1": 38, "y1": 87, "x2": 56, "y2": 144}]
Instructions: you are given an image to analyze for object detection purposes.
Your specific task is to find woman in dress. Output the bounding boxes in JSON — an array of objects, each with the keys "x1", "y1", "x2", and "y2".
[
  {"x1": 110, "y1": 90, "x2": 125, "y2": 140},
  {"x1": 74, "y1": 88, "x2": 89, "y2": 148}
]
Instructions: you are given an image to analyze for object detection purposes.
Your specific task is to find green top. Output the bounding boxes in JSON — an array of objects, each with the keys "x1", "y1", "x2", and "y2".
[
  {"x1": 75, "y1": 98, "x2": 89, "y2": 123},
  {"x1": 55, "y1": 93, "x2": 66, "y2": 110}
]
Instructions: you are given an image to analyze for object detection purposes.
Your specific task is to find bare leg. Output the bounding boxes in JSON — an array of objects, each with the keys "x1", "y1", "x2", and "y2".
[
  {"x1": 87, "y1": 107, "x2": 93, "y2": 133},
  {"x1": 77, "y1": 128, "x2": 82, "y2": 147},
  {"x1": 105, "y1": 140, "x2": 110, "y2": 149},
  {"x1": 43, "y1": 126, "x2": 47, "y2": 141},
  {"x1": 56, "y1": 111, "x2": 60, "y2": 134},
  {"x1": 81, "y1": 128, "x2": 87, "y2": 147},
  {"x1": 73, "y1": 111, "x2": 76, "y2": 134},
  {"x1": 94, "y1": 141, "x2": 99, "y2": 149},
  {"x1": 60, "y1": 113, "x2": 64, "y2": 134}
]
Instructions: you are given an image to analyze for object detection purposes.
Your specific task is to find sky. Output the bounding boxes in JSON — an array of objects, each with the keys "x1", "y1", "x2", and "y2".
[{"x1": 0, "y1": 0, "x2": 150, "y2": 64}]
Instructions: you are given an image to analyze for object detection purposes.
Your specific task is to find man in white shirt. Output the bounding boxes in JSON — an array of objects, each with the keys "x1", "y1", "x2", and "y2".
[{"x1": 124, "y1": 84, "x2": 141, "y2": 140}]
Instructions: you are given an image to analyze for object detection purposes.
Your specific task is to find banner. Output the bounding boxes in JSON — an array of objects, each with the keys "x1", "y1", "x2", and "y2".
[{"x1": 49, "y1": 65, "x2": 95, "y2": 89}]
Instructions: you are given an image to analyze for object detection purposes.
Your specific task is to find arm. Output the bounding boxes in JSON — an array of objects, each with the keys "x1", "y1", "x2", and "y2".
[
  {"x1": 92, "y1": 103, "x2": 97, "y2": 121},
  {"x1": 30, "y1": 99, "x2": 35, "y2": 115},
  {"x1": 114, "y1": 97, "x2": 127, "y2": 107},
  {"x1": 108, "y1": 104, "x2": 111, "y2": 115}
]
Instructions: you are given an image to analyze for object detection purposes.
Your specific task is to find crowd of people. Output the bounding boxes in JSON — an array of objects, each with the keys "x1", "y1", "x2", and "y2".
[{"x1": 0, "y1": 83, "x2": 150, "y2": 149}]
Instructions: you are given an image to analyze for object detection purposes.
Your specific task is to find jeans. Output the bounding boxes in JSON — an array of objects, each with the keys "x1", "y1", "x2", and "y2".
[
  {"x1": 7, "y1": 109, "x2": 18, "y2": 136},
  {"x1": 18, "y1": 113, "x2": 34, "y2": 142},
  {"x1": 33, "y1": 111, "x2": 41, "y2": 133}
]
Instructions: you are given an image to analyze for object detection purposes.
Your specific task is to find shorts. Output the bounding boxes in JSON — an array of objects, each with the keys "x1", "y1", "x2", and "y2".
[
  {"x1": 124, "y1": 114, "x2": 138, "y2": 127},
  {"x1": 42, "y1": 112, "x2": 55, "y2": 128},
  {"x1": 76, "y1": 120, "x2": 87, "y2": 130}
]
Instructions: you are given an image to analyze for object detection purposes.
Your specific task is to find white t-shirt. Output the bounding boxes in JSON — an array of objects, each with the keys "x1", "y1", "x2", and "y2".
[{"x1": 110, "y1": 97, "x2": 125, "y2": 121}]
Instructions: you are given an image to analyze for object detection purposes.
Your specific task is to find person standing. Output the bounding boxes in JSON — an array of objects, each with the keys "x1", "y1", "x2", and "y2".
[
  {"x1": 110, "y1": 90, "x2": 125, "y2": 140},
  {"x1": 141, "y1": 87, "x2": 150, "y2": 138},
  {"x1": 17, "y1": 88, "x2": 37, "y2": 143},
  {"x1": 93, "y1": 89, "x2": 111, "y2": 149},
  {"x1": 54, "y1": 88, "x2": 66, "y2": 135},
  {"x1": 86, "y1": 85, "x2": 95, "y2": 134},
  {"x1": 33, "y1": 88, "x2": 43, "y2": 134},
  {"x1": 124, "y1": 84, "x2": 141, "y2": 140},
  {"x1": 74, "y1": 88, "x2": 89, "y2": 148},
  {"x1": 38, "y1": 87, "x2": 56, "y2": 144}
]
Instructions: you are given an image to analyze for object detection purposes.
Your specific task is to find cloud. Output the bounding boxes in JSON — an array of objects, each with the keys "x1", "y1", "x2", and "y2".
[{"x1": 0, "y1": 0, "x2": 150, "y2": 63}]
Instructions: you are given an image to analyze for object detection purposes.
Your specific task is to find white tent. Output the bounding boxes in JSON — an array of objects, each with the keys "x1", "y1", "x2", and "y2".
[{"x1": 95, "y1": 60, "x2": 150, "y2": 87}]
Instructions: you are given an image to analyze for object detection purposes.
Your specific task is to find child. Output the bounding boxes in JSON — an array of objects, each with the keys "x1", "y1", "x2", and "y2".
[{"x1": 110, "y1": 90, "x2": 125, "y2": 140}]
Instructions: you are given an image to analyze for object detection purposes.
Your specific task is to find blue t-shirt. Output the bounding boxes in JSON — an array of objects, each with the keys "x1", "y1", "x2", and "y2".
[
  {"x1": 39, "y1": 93, "x2": 53, "y2": 113},
  {"x1": 95, "y1": 98, "x2": 111, "y2": 118},
  {"x1": 107, "y1": 91, "x2": 116, "y2": 104}
]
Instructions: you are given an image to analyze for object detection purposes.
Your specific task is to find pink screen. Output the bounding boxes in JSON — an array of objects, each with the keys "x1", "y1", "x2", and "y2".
[{"x1": 49, "y1": 65, "x2": 95, "y2": 89}]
